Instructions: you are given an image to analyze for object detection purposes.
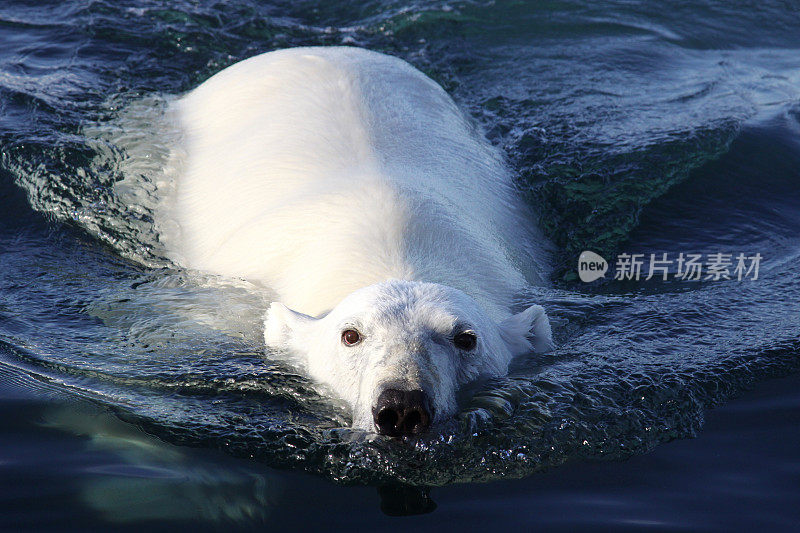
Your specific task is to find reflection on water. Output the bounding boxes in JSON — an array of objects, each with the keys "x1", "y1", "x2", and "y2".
[
  {"x1": 378, "y1": 485, "x2": 438, "y2": 516},
  {"x1": 42, "y1": 406, "x2": 278, "y2": 524}
]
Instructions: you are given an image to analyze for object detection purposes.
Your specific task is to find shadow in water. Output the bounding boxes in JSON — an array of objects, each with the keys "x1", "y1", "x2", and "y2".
[{"x1": 378, "y1": 485, "x2": 437, "y2": 516}]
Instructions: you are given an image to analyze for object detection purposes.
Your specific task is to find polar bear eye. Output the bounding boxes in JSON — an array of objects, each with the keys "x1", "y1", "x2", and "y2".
[
  {"x1": 341, "y1": 329, "x2": 362, "y2": 346},
  {"x1": 453, "y1": 331, "x2": 477, "y2": 351}
]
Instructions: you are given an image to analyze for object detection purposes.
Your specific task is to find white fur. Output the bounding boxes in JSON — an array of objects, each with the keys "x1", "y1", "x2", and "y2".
[
  {"x1": 265, "y1": 280, "x2": 551, "y2": 428},
  {"x1": 163, "y1": 47, "x2": 552, "y2": 431}
]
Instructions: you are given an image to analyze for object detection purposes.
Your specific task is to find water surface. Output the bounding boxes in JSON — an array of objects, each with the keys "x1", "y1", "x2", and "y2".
[{"x1": 1, "y1": 0, "x2": 799, "y2": 529}]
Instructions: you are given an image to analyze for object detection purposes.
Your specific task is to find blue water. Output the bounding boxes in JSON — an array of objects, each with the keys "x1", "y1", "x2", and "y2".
[{"x1": 1, "y1": 1, "x2": 800, "y2": 530}]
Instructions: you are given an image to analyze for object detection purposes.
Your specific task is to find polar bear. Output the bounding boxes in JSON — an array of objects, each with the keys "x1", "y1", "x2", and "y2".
[{"x1": 164, "y1": 46, "x2": 552, "y2": 437}]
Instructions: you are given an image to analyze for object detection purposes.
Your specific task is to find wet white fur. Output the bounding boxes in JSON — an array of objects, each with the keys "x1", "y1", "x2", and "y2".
[
  {"x1": 265, "y1": 280, "x2": 551, "y2": 428},
  {"x1": 165, "y1": 47, "x2": 551, "y2": 430}
]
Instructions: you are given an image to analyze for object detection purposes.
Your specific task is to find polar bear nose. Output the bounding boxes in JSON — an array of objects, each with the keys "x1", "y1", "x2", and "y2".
[{"x1": 373, "y1": 389, "x2": 432, "y2": 437}]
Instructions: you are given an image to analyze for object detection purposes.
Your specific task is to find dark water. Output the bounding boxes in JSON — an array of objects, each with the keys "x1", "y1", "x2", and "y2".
[{"x1": 1, "y1": 0, "x2": 799, "y2": 530}]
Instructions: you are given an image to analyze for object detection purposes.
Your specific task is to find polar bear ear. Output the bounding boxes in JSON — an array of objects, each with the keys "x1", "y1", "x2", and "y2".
[
  {"x1": 264, "y1": 302, "x2": 317, "y2": 351},
  {"x1": 498, "y1": 304, "x2": 553, "y2": 355}
]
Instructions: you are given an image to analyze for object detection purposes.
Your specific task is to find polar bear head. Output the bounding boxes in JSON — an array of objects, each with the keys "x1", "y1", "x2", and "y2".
[{"x1": 264, "y1": 279, "x2": 551, "y2": 437}]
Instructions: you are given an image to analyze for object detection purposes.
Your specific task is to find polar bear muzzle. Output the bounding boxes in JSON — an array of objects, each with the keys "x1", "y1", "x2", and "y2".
[{"x1": 372, "y1": 388, "x2": 433, "y2": 437}]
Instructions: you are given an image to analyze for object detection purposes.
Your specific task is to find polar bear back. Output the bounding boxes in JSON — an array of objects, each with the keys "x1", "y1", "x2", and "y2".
[{"x1": 165, "y1": 47, "x2": 538, "y2": 318}]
